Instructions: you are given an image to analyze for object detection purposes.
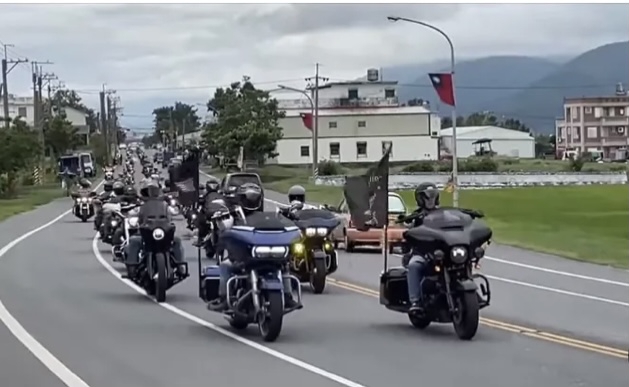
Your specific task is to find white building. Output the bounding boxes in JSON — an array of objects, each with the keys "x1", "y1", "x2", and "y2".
[
  {"x1": 274, "y1": 73, "x2": 440, "y2": 165},
  {"x1": 440, "y1": 125, "x2": 535, "y2": 158}
]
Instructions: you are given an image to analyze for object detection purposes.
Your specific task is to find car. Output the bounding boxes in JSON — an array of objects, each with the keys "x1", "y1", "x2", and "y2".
[
  {"x1": 329, "y1": 192, "x2": 409, "y2": 253},
  {"x1": 220, "y1": 172, "x2": 264, "y2": 211}
]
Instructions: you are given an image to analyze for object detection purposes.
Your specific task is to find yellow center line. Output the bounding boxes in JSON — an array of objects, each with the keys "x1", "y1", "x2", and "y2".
[{"x1": 326, "y1": 277, "x2": 628, "y2": 360}]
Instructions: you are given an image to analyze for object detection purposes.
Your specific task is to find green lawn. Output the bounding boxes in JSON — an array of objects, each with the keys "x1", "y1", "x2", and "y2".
[
  {"x1": 251, "y1": 165, "x2": 628, "y2": 268},
  {"x1": 0, "y1": 183, "x2": 66, "y2": 222}
]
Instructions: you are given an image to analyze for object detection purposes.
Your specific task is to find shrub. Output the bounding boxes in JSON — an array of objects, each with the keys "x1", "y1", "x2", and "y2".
[
  {"x1": 401, "y1": 161, "x2": 434, "y2": 172},
  {"x1": 459, "y1": 157, "x2": 498, "y2": 172},
  {"x1": 436, "y1": 160, "x2": 453, "y2": 172},
  {"x1": 567, "y1": 156, "x2": 584, "y2": 172},
  {"x1": 318, "y1": 160, "x2": 343, "y2": 176}
]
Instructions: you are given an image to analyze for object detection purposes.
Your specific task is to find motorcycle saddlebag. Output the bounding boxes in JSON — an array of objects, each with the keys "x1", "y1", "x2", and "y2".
[
  {"x1": 200, "y1": 265, "x2": 221, "y2": 302},
  {"x1": 379, "y1": 266, "x2": 409, "y2": 306}
]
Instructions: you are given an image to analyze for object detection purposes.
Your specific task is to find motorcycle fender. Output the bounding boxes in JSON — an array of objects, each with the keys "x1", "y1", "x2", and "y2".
[
  {"x1": 455, "y1": 279, "x2": 478, "y2": 293},
  {"x1": 259, "y1": 277, "x2": 283, "y2": 291},
  {"x1": 312, "y1": 249, "x2": 326, "y2": 260}
]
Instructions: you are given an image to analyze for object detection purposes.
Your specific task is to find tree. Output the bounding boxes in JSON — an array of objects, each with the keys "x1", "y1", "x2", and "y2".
[
  {"x1": 441, "y1": 116, "x2": 465, "y2": 128},
  {"x1": 51, "y1": 89, "x2": 99, "y2": 133},
  {"x1": 89, "y1": 132, "x2": 108, "y2": 167},
  {"x1": 441, "y1": 112, "x2": 531, "y2": 133},
  {"x1": 152, "y1": 102, "x2": 201, "y2": 147},
  {"x1": 202, "y1": 77, "x2": 285, "y2": 162},
  {"x1": 0, "y1": 118, "x2": 42, "y2": 196},
  {"x1": 43, "y1": 114, "x2": 80, "y2": 158}
]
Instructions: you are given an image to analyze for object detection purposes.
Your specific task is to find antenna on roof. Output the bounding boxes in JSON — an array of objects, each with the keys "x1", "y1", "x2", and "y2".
[{"x1": 615, "y1": 82, "x2": 626, "y2": 96}]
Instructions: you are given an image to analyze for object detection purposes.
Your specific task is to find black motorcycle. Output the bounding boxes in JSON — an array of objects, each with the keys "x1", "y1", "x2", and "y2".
[
  {"x1": 129, "y1": 220, "x2": 189, "y2": 302},
  {"x1": 379, "y1": 207, "x2": 492, "y2": 340},
  {"x1": 288, "y1": 207, "x2": 340, "y2": 294},
  {"x1": 71, "y1": 191, "x2": 97, "y2": 222}
]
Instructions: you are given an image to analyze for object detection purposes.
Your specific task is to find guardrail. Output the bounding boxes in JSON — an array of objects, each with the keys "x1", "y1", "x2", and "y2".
[{"x1": 314, "y1": 171, "x2": 628, "y2": 189}]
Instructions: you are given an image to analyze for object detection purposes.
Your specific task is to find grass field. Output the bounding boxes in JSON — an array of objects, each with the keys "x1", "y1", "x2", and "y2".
[
  {"x1": 0, "y1": 183, "x2": 66, "y2": 222},
  {"x1": 241, "y1": 164, "x2": 629, "y2": 268}
]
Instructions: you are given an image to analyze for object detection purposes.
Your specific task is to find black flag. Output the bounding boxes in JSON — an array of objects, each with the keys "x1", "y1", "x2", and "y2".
[
  {"x1": 343, "y1": 146, "x2": 391, "y2": 229},
  {"x1": 172, "y1": 150, "x2": 200, "y2": 206}
]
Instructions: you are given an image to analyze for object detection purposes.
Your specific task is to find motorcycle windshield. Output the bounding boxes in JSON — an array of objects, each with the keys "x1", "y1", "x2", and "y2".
[
  {"x1": 404, "y1": 209, "x2": 492, "y2": 247},
  {"x1": 226, "y1": 212, "x2": 301, "y2": 246},
  {"x1": 294, "y1": 209, "x2": 340, "y2": 229}
]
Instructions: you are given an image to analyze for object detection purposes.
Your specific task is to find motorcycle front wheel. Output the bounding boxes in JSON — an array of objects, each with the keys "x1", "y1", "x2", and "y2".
[
  {"x1": 154, "y1": 252, "x2": 168, "y2": 303},
  {"x1": 309, "y1": 259, "x2": 327, "y2": 294},
  {"x1": 452, "y1": 291, "x2": 480, "y2": 340},
  {"x1": 257, "y1": 291, "x2": 283, "y2": 342}
]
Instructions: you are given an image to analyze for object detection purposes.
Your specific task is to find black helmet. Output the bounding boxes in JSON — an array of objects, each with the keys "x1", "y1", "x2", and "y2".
[
  {"x1": 112, "y1": 181, "x2": 125, "y2": 195},
  {"x1": 205, "y1": 177, "x2": 220, "y2": 193},
  {"x1": 124, "y1": 185, "x2": 136, "y2": 197},
  {"x1": 140, "y1": 181, "x2": 161, "y2": 198},
  {"x1": 103, "y1": 181, "x2": 113, "y2": 192},
  {"x1": 287, "y1": 184, "x2": 306, "y2": 203},
  {"x1": 237, "y1": 183, "x2": 262, "y2": 212},
  {"x1": 414, "y1": 182, "x2": 440, "y2": 210},
  {"x1": 79, "y1": 178, "x2": 91, "y2": 189}
]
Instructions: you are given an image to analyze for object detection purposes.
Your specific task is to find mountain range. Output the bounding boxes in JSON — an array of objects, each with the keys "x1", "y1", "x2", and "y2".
[{"x1": 378, "y1": 41, "x2": 629, "y2": 134}]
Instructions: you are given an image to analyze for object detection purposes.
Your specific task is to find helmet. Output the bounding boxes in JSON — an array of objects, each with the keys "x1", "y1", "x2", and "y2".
[
  {"x1": 112, "y1": 181, "x2": 125, "y2": 195},
  {"x1": 205, "y1": 177, "x2": 220, "y2": 192},
  {"x1": 237, "y1": 183, "x2": 262, "y2": 212},
  {"x1": 140, "y1": 180, "x2": 161, "y2": 198},
  {"x1": 79, "y1": 178, "x2": 91, "y2": 189},
  {"x1": 124, "y1": 185, "x2": 136, "y2": 197},
  {"x1": 414, "y1": 182, "x2": 440, "y2": 210},
  {"x1": 103, "y1": 181, "x2": 113, "y2": 192},
  {"x1": 287, "y1": 185, "x2": 306, "y2": 203}
]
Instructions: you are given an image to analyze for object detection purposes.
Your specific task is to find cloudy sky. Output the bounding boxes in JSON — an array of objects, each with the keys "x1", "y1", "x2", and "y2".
[{"x1": 0, "y1": 3, "x2": 627, "y2": 132}]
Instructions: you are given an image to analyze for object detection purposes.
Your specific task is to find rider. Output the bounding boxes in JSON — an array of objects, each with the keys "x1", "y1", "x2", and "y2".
[
  {"x1": 101, "y1": 181, "x2": 127, "y2": 237},
  {"x1": 208, "y1": 183, "x2": 299, "y2": 311},
  {"x1": 403, "y1": 182, "x2": 440, "y2": 314},
  {"x1": 278, "y1": 184, "x2": 306, "y2": 220},
  {"x1": 124, "y1": 181, "x2": 186, "y2": 276},
  {"x1": 194, "y1": 177, "x2": 224, "y2": 248},
  {"x1": 70, "y1": 178, "x2": 92, "y2": 195}
]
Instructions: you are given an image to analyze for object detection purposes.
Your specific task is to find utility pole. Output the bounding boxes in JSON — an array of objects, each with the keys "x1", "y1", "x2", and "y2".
[
  {"x1": 31, "y1": 61, "x2": 52, "y2": 162},
  {"x1": 99, "y1": 86, "x2": 108, "y2": 164},
  {"x1": 2, "y1": 43, "x2": 28, "y2": 128},
  {"x1": 305, "y1": 63, "x2": 328, "y2": 177},
  {"x1": 41, "y1": 73, "x2": 57, "y2": 118}
]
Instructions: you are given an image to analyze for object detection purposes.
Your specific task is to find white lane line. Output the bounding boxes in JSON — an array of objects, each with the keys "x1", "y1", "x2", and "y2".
[
  {"x1": 0, "y1": 210, "x2": 90, "y2": 387},
  {"x1": 483, "y1": 256, "x2": 629, "y2": 287},
  {"x1": 0, "y1": 180, "x2": 105, "y2": 387},
  {"x1": 91, "y1": 235, "x2": 368, "y2": 387}
]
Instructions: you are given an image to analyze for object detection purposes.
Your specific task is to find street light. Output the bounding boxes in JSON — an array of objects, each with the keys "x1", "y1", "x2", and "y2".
[
  {"x1": 278, "y1": 84, "x2": 317, "y2": 177},
  {"x1": 387, "y1": 16, "x2": 460, "y2": 206}
]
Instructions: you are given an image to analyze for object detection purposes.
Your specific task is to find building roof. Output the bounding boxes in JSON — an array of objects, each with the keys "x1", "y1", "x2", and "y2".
[
  {"x1": 283, "y1": 105, "x2": 431, "y2": 118},
  {"x1": 440, "y1": 125, "x2": 533, "y2": 140},
  {"x1": 309, "y1": 80, "x2": 398, "y2": 91},
  {"x1": 564, "y1": 95, "x2": 629, "y2": 105}
]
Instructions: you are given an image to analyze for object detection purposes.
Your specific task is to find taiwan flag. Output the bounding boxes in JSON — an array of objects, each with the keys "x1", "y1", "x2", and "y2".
[
  {"x1": 428, "y1": 73, "x2": 456, "y2": 106},
  {"x1": 300, "y1": 112, "x2": 313, "y2": 131}
]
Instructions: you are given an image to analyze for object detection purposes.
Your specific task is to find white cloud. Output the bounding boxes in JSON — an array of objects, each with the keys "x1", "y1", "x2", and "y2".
[{"x1": 0, "y1": 3, "x2": 627, "y2": 130}]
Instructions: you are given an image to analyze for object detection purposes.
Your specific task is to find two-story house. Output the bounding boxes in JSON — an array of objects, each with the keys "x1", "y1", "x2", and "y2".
[
  {"x1": 555, "y1": 87, "x2": 629, "y2": 159},
  {"x1": 5, "y1": 95, "x2": 90, "y2": 144},
  {"x1": 274, "y1": 69, "x2": 440, "y2": 165}
]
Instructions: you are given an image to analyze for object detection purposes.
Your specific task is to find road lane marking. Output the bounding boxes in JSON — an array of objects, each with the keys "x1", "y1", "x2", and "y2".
[
  {"x1": 91, "y1": 235, "x2": 368, "y2": 387},
  {"x1": 326, "y1": 278, "x2": 628, "y2": 360}
]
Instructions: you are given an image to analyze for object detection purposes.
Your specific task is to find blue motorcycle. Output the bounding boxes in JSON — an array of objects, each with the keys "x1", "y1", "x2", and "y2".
[{"x1": 198, "y1": 212, "x2": 303, "y2": 342}]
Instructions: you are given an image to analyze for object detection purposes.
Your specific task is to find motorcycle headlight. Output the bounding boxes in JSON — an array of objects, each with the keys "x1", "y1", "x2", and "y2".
[
  {"x1": 128, "y1": 217, "x2": 139, "y2": 228},
  {"x1": 316, "y1": 227, "x2": 328, "y2": 236},
  {"x1": 292, "y1": 242, "x2": 305, "y2": 255},
  {"x1": 451, "y1": 247, "x2": 467, "y2": 264},
  {"x1": 305, "y1": 227, "x2": 316, "y2": 237},
  {"x1": 152, "y1": 228, "x2": 165, "y2": 240},
  {"x1": 81, "y1": 197, "x2": 88, "y2": 203},
  {"x1": 170, "y1": 199, "x2": 177, "y2": 206},
  {"x1": 111, "y1": 220, "x2": 118, "y2": 227},
  {"x1": 252, "y1": 246, "x2": 287, "y2": 258},
  {"x1": 191, "y1": 213, "x2": 197, "y2": 220}
]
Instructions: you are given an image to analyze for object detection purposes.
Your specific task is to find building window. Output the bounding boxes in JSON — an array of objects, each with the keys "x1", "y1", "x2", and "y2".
[
  {"x1": 382, "y1": 141, "x2": 392, "y2": 156},
  {"x1": 329, "y1": 121, "x2": 337, "y2": 129},
  {"x1": 584, "y1": 106, "x2": 592, "y2": 114},
  {"x1": 586, "y1": 127, "x2": 598, "y2": 138},
  {"x1": 18, "y1": 107, "x2": 27, "y2": 117},
  {"x1": 356, "y1": 141, "x2": 367, "y2": 158},
  {"x1": 329, "y1": 142, "x2": 340, "y2": 158},
  {"x1": 300, "y1": 146, "x2": 310, "y2": 157},
  {"x1": 348, "y1": 89, "x2": 358, "y2": 100},
  {"x1": 384, "y1": 89, "x2": 395, "y2": 98},
  {"x1": 357, "y1": 120, "x2": 366, "y2": 128}
]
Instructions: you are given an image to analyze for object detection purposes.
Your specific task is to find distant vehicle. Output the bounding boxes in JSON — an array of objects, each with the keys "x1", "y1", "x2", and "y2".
[
  {"x1": 220, "y1": 172, "x2": 264, "y2": 211},
  {"x1": 79, "y1": 151, "x2": 96, "y2": 177},
  {"x1": 119, "y1": 144, "x2": 128, "y2": 150},
  {"x1": 328, "y1": 192, "x2": 409, "y2": 253}
]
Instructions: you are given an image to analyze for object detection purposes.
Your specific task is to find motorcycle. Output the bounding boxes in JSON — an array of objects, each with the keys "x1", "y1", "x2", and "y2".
[
  {"x1": 111, "y1": 204, "x2": 141, "y2": 261},
  {"x1": 199, "y1": 211, "x2": 302, "y2": 342},
  {"x1": 127, "y1": 218, "x2": 189, "y2": 302},
  {"x1": 379, "y1": 208, "x2": 492, "y2": 340},
  {"x1": 104, "y1": 168, "x2": 114, "y2": 181},
  {"x1": 71, "y1": 191, "x2": 97, "y2": 222},
  {"x1": 283, "y1": 203, "x2": 340, "y2": 294}
]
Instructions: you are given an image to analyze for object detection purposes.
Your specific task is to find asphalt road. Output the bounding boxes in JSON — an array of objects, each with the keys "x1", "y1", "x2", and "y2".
[{"x1": 0, "y1": 164, "x2": 626, "y2": 387}]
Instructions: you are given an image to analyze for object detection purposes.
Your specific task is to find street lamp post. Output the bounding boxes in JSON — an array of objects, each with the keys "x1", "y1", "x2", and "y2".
[
  {"x1": 387, "y1": 16, "x2": 460, "y2": 206},
  {"x1": 278, "y1": 85, "x2": 317, "y2": 178}
]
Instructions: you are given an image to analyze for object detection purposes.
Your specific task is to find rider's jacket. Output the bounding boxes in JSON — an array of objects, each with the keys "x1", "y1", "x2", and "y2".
[{"x1": 138, "y1": 198, "x2": 172, "y2": 226}]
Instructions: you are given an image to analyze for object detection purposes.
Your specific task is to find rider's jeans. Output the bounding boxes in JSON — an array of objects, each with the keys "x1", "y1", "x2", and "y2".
[
  {"x1": 125, "y1": 235, "x2": 185, "y2": 265},
  {"x1": 218, "y1": 260, "x2": 293, "y2": 298},
  {"x1": 407, "y1": 256, "x2": 427, "y2": 303}
]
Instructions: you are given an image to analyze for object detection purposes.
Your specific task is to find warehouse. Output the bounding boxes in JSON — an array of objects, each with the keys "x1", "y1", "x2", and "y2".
[{"x1": 440, "y1": 125, "x2": 535, "y2": 158}]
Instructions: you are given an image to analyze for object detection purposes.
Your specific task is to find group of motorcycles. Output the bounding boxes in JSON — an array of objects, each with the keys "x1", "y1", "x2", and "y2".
[{"x1": 74, "y1": 149, "x2": 494, "y2": 343}]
